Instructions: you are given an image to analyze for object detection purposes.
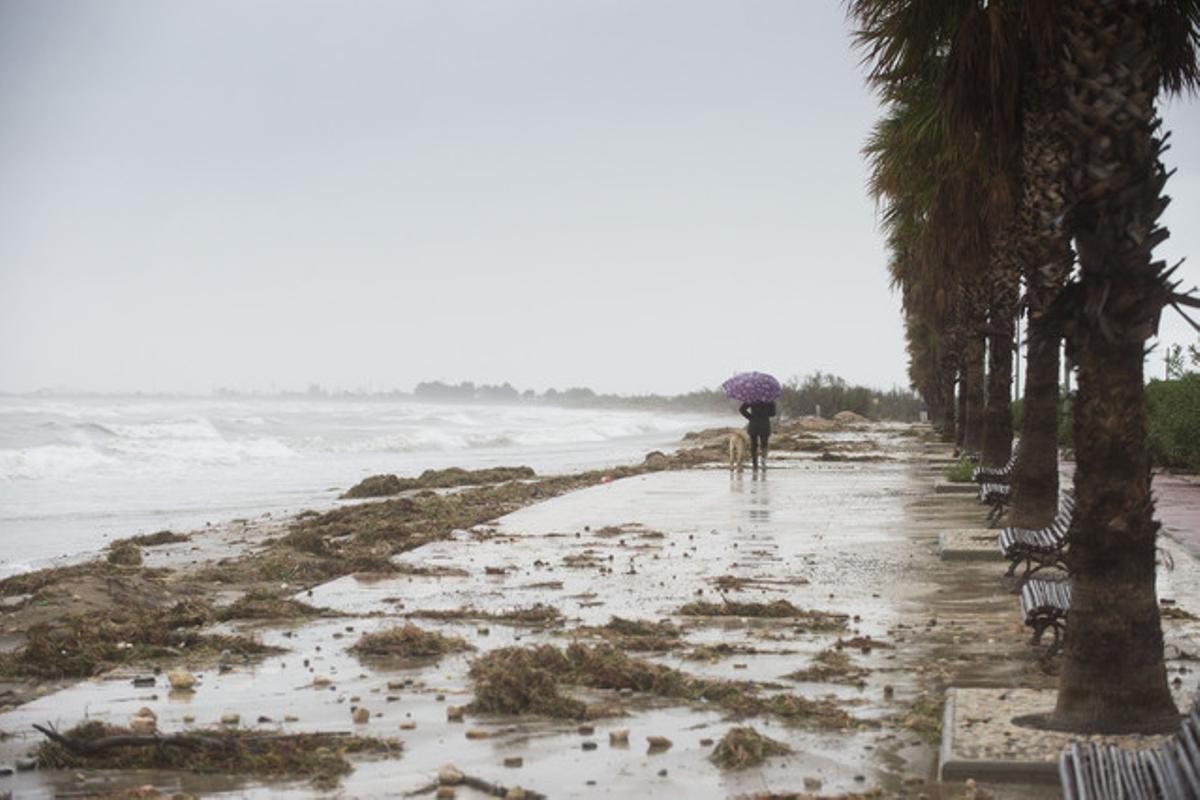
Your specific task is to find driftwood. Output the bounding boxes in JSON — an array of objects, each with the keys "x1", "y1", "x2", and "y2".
[
  {"x1": 406, "y1": 773, "x2": 548, "y2": 799},
  {"x1": 33, "y1": 723, "x2": 356, "y2": 754},
  {"x1": 34, "y1": 723, "x2": 226, "y2": 753}
]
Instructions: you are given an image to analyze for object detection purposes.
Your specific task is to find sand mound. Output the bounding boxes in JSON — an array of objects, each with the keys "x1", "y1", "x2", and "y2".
[{"x1": 833, "y1": 411, "x2": 869, "y2": 424}]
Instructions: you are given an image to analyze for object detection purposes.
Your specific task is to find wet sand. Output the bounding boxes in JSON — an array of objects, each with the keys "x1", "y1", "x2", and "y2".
[{"x1": 1, "y1": 423, "x2": 1196, "y2": 798}]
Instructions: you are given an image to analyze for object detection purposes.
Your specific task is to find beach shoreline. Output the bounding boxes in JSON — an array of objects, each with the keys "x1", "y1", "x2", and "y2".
[{"x1": 1, "y1": 421, "x2": 1196, "y2": 798}]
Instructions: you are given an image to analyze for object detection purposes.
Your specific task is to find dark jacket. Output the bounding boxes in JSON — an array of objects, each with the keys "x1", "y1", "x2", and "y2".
[{"x1": 739, "y1": 401, "x2": 777, "y2": 433}]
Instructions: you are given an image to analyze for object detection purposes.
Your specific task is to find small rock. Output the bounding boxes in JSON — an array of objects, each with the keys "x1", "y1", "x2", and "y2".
[
  {"x1": 220, "y1": 713, "x2": 240, "y2": 726},
  {"x1": 657, "y1": 768, "x2": 668, "y2": 777},
  {"x1": 438, "y1": 764, "x2": 465, "y2": 786},
  {"x1": 466, "y1": 728, "x2": 490, "y2": 740},
  {"x1": 646, "y1": 735, "x2": 672, "y2": 752},
  {"x1": 577, "y1": 724, "x2": 595, "y2": 735},
  {"x1": 182, "y1": 715, "x2": 195, "y2": 724},
  {"x1": 447, "y1": 706, "x2": 466, "y2": 722},
  {"x1": 353, "y1": 707, "x2": 370, "y2": 724},
  {"x1": 313, "y1": 675, "x2": 332, "y2": 687},
  {"x1": 131, "y1": 676, "x2": 156, "y2": 687},
  {"x1": 581, "y1": 741, "x2": 597, "y2": 751},
  {"x1": 804, "y1": 777, "x2": 823, "y2": 791},
  {"x1": 257, "y1": 715, "x2": 272, "y2": 724},
  {"x1": 400, "y1": 722, "x2": 417, "y2": 730},
  {"x1": 168, "y1": 668, "x2": 198, "y2": 691},
  {"x1": 503, "y1": 756, "x2": 524, "y2": 768},
  {"x1": 130, "y1": 707, "x2": 157, "y2": 734},
  {"x1": 16, "y1": 758, "x2": 37, "y2": 771},
  {"x1": 436, "y1": 788, "x2": 456, "y2": 799},
  {"x1": 505, "y1": 788, "x2": 526, "y2": 800},
  {"x1": 883, "y1": 685, "x2": 895, "y2": 699},
  {"x1": 284, "y1": 715, "x2": 299, "y2": 722},
  {"x1": 699, "y1": 738, "x2": 713, "y2": 746},
  {"x1": 609, "y1": 728, "x2": 629, "y2": 745}
]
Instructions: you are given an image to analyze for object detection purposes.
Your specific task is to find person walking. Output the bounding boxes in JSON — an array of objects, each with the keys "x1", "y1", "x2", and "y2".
[{"x1": 740, "y1": 400, "x2": 776, "y2": 470}]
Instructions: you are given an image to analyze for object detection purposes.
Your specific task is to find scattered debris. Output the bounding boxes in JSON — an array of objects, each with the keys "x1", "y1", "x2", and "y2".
[
  {"x1": 216, "y1": 590, "x2": 330, "y2": 621},
  {"x1": 409, "y1": 604, "x2": 563, "y2": 626},
  {"x1": 783, "y1": 649, "x2": 871, "y2": 685},
  {"x1": 342, "y1": 466, "x2": 538, "y2": 499},
  {"x1": 350, "y1": 623, "x2": 473, "y2": 659},
  {"x1": 709, "y1": 726, "x2": 791, "y2": 769},
  {"x1": 34, "y1": 721, "x2": 402, "y2": 790},
  {"x1": 677, "y1": 600, "x2": 848, "y2": 631}
]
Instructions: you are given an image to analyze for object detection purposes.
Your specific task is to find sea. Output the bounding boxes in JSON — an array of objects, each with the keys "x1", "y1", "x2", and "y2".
[{"x1": 0, "y1": 395, "x2": 728, "y2": 577}]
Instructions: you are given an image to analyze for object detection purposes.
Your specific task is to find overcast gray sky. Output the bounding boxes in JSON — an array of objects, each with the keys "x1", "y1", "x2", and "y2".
[{"x1": 1, "y1": 1, "x2": 1197, "y2": 395}]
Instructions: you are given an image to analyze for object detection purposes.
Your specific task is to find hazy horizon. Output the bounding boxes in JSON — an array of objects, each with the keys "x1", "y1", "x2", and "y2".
[{"x1": 2, "y1": 1, "x2": 1198, "y2": 397}]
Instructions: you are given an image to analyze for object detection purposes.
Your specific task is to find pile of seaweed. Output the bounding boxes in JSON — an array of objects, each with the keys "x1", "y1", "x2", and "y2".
[
  {"x1": 349, "y1": 623, "x2": 473, "y2": 659},
  {"x1": 467, "y1": 643, "x2": 854, "y2": 727},
  {"x1": 341, "y1": 466, "x2": 537, "y2": 499},
  {"x1": 408, "y1": 603, "x2": 563, "y2": 625},
  {"x1": 0, "y1": 600, "x2": 280, "y2": 679},
  {"x1": 216, "y1": 590, "x2": 331, "y2": 621},
  {"x1": 710, "y1": 726, "x2": 792, "y2": 769},
  {"x1": 565, "y1": 617, "x2": 683, "y2": 652},
  {"x1": 783, "y1": 649, "x2": 871, "y2": 685},
  {"x1": 36, "y1": 720, "x2": 402, "y2": 790},
  {"x1": 677, "y1": 600, "x2": 848, "y2": 632}
]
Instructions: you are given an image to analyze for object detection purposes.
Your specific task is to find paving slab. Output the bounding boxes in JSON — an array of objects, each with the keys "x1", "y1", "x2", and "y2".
[
  {"x1": 938, "y1": 529, "x2": 1002, "y2": 561},
  {"x1": 939, "y1": 687, "x2": 1186, "y2": 784}
]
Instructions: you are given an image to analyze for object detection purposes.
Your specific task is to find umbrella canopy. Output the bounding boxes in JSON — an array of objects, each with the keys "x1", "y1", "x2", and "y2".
[{"x1": 721, "y1": 372, "x2": 782, "y2": 403}]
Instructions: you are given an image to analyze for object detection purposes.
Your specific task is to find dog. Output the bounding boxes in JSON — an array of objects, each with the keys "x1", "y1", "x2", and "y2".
[{"x1": 728, "y1": 429, "x2": 751, "y2": 471}]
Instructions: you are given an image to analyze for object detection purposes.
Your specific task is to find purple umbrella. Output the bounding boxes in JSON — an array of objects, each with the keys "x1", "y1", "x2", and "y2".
[{"x1": 721, "y1": 372, "x2": 782, "y2": 403}]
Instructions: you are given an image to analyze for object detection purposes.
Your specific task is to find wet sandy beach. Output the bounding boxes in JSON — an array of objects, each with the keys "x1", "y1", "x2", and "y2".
[{"x1": 2, "y1": 423, "x2": 1196, "y2": 799}]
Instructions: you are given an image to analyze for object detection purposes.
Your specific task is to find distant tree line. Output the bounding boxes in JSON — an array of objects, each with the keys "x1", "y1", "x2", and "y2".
[{"x1": 409, "y1": 374, "x2": 923, "y2": 421}]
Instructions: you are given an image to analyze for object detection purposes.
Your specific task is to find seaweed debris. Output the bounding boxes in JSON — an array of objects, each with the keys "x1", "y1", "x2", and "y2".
[
  {"x1": 35, "y1": 720, "x2": 402, "y2": 790},
  {"x1": 901, "y1": 693, "x2": 944, "y2": 744},
  {"x1": 709, "y1": 726, "x2": 791, "y2": 769},
  {"x1": 106, "y1": 542, "x2": 144, "y2": 567},
  {"x1": 565, "y1": 617, "x2": 682, "y2": 652},
  {"x1": 783, "y1": 649, "x2": 870, "y2": 685},
  {"x1": 677, "y1": 600, "x2": 848, "y2": 631},
  {"x1": 216, "y1": 590, "x2": 330, "y2": 621},
  {"x1": 112, "y1": 530, "x2": 192, "y2": 548},
  {"x1": 341, "y1": 466, "x2": 537, "y2": 499},
  {"x1": 408, "y1": 603, "x2": 563, "y2": 625},
  {"x1": 0, "y1": 601, "x2": 281, "y2": 679},
  {"x1": 350, "y1": 623, "x2": 473, "y2": 659},
  {"x1": 467, "y1": 643, "x2": 855, "y2": 728}
]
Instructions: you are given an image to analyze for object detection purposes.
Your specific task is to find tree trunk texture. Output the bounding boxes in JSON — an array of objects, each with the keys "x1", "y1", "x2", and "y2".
[
  {"x1": 1051, "y1": 0, "x2": 1177, "y2": 733},
  {"x1": 962, "y1": 286, "x2": 988, "y2": 456},
  {"x1": 1008, "y1": 313, "x2": 1061, "y2": 529},
  {"x1": 1008, "y1": 82, "x2": 1074, "y2": 528},
  {"x1": 982, "y1": 244, "x2": 1018, "y2": 468},
  {"x1": 939, "y1": 335, "x2": 958, "y2": 443}
]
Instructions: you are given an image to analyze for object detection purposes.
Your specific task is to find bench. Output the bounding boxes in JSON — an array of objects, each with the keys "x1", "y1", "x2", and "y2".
[
  {"x1": 999, "y1": 492, "x2": 1075, "y2": 583},
  {"x1": 1019, "y1": 578, "x2": 1071, "y2": 657},
  {"x1": 980, "y1": 481, "x2": 1012, "y2": 525},
  {"x1": 973, "y1": 447, "x2": 1018, "y2": 484},
  {"x1": 1060, "y1": 691, "x2": 1200, "y2": 799}
]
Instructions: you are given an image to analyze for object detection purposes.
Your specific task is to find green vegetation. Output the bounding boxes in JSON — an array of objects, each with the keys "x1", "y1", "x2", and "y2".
[
  {"x1": 1147, "y1": 374, "x2": 1200, "y2": 472},
  {"x1": 779, "y1": 371, "x2": 923, "y2": 421},
  {"x1": 942, "y1": 458, "x2": 976, "y2": 483}
]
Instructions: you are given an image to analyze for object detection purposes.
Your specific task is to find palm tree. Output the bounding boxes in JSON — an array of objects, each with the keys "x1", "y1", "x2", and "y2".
[
  {"x1": 850, "y1": 0, "x2": 1200, "y2": 733},
  {"x1": 1043, "y1": 0, "x2": 1199, "y2": 733}
]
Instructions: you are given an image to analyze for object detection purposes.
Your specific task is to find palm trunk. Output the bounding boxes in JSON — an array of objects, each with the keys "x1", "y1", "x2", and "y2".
[
  {"x1": 1008, "y1": 312, "x2": 1060, "y2": 528},
  {"x1": 982, "y1": 259, "x2": 1018, "y2": 468},
  {"x1": 939, "y1": 362, "x2": 957, "y2": 443},
  {"x1": 1009, "y1": 82, "x2": 1073, "y2": 529},
  {"x1": 963, "y1": 336, "x2": 985, "y2": 456},
  {"x1": 1049, "y1": 0, "x2": 1177, "y2": 733}
]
